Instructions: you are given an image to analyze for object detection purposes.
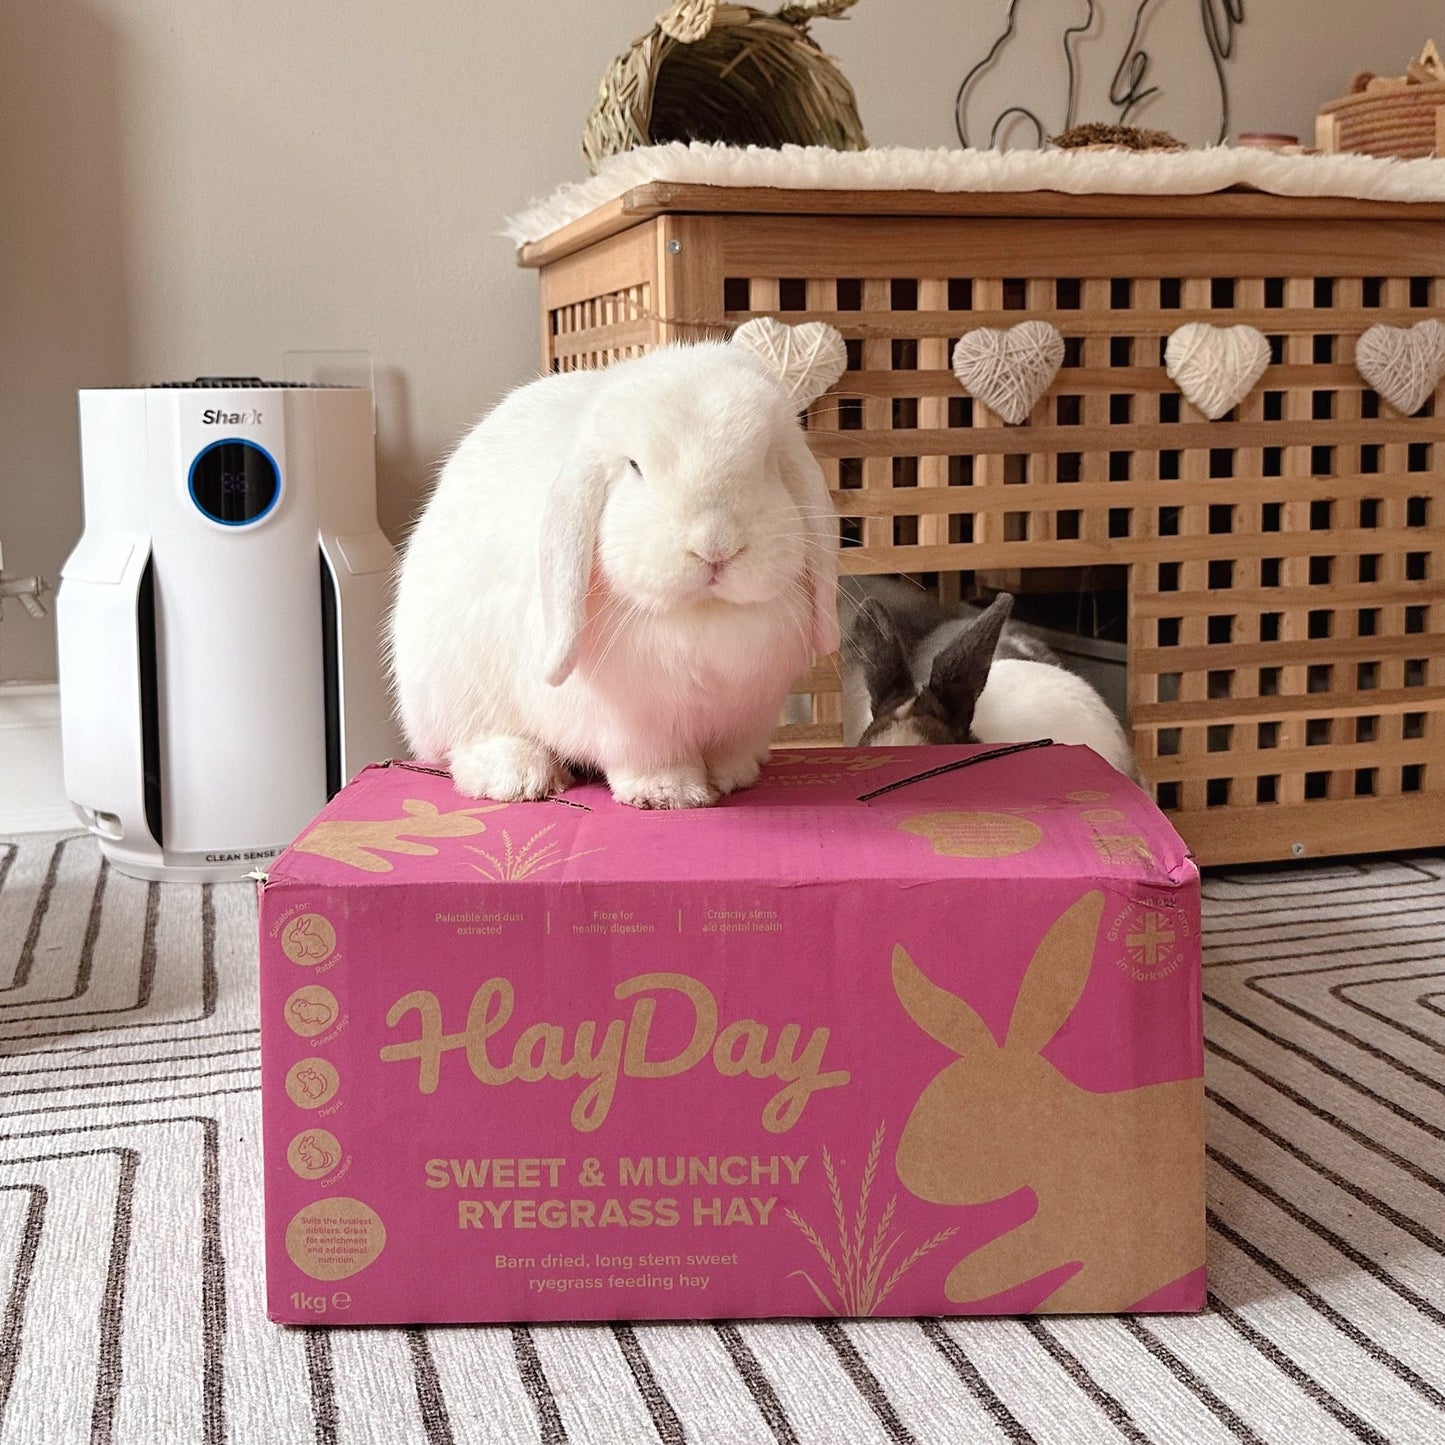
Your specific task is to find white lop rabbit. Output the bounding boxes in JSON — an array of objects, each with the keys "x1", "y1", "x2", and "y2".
[
  {"x1": 389, "y1": 320, "x2": 846, "y2": 809},
  {"x1": 841, "y1": 579, "x2": 1142, "y2": 782}
]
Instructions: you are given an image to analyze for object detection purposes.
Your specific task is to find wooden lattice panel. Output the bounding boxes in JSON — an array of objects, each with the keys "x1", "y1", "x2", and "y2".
[
  {"x1": 524, "y1": 195, "x2": 1445, "y2": 865},
  {"x1": 550, "y1": 280, "x2": 652, "y2": 371}
]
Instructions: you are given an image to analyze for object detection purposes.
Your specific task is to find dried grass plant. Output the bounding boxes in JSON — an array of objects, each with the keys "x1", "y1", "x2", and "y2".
[
  {"x1": 786, "y1": 1122, "x2": 957, "y2": 1316},
  {"x1": 465, "y1": 826, "x2": 600, "y2": 882}
]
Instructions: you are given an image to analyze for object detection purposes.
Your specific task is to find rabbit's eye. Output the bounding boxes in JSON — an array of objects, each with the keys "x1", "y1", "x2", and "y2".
[{"x1": 627, "y1": 458, "x2": 641, "y2": 476}]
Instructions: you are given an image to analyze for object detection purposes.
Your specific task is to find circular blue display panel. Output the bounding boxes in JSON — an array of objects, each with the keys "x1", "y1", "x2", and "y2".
[{"x1": 188, "y1": 439, "x2": 280, "y2": 526}]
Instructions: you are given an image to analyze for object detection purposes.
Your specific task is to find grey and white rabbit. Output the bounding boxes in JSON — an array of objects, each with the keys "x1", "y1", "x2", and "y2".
[{"x1": 840, "y1": 577, "x2": 1142, "y2": 781}]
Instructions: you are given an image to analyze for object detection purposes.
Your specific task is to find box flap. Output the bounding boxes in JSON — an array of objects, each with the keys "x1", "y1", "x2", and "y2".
[{"x1": 265, "y1": 748, "x2": 1193, "y2": 892}]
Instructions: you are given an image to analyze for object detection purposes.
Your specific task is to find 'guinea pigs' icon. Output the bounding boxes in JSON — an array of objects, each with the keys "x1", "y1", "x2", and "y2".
[{"x1": 285, "y1": 986, "x2": 341, "y2": 1039}]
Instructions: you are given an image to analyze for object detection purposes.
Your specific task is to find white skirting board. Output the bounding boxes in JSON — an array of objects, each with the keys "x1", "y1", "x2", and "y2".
[{"x1": 0, "y1": 683, "x2": 74, "y2": 833}]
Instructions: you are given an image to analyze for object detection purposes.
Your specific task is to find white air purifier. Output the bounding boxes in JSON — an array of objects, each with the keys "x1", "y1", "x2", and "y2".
[{"x1": 57, "y1": 379, "x2": 400, "y2": 882}]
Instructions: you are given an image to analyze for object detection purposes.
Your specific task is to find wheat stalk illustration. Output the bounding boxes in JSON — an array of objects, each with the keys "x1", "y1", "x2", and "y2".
[
  {"x1": 786, "y1": 1121, "x2": 958, "y2": 1317},
  {"x1": 465, "y1": 827, "x2": 601, "y2": 882}
]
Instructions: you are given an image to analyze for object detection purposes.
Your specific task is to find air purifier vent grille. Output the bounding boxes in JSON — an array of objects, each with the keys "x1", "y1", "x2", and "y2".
[
  {"x1": 137, "y1": 557, "x2": 163, "y2": 849},
  {"x1": 151, "y1": 377, "x2": 354, "y2": 389},
  {"x1": 320, "y1": 552, "x2": 342, "y2": 800}
]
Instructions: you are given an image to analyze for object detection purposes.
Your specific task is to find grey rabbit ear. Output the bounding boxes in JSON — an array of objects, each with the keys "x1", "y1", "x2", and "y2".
[
  {"x1": 922, "y1": 592, "x2": 1013, "y2": 732},
  {"x1": 540, "y1": 454, "x2": 610, "y2": 686},
  {"x1": 853, "y1": 598, "x2": 915, "y2": 713}
]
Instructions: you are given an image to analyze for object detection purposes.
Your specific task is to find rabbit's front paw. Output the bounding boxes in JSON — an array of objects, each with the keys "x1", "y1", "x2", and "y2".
[
  {"x1": 707, "y1": 746, "x2": 763, "y2": 797},
  {"x1": 450, "y1": 735, "x2": 568, "y2": 802},
  {"x1": 609, "y1": 763, "x2": 718, "y2": 810}
]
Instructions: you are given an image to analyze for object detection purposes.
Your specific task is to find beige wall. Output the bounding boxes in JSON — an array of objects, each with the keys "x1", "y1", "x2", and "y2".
[{"x1": 2, "y1": 0, "x2": 1438, "y2": 681}]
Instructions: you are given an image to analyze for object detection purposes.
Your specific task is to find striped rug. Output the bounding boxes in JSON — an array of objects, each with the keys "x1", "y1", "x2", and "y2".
[{"x1": 1, "y1": 832, "x2": 1442, "y2": 1445}]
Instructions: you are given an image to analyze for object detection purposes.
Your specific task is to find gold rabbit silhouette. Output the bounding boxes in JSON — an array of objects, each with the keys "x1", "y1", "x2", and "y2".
[
  {"x1": 892, "y1": 891, "x2": 1204, "y2": 1312},
  {"x1": 294, "y1": 798, "x2": 506, "y2": 873}
]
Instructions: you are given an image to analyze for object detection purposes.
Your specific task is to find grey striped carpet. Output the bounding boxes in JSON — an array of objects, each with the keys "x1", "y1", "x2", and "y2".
[{"x1": 1, "y1": 832, "x2": 1442, "y2": 1445}]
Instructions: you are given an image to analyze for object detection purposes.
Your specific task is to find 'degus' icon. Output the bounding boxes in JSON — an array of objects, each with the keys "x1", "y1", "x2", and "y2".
[{"x1": 286, "y1": 1057, "x2": 340, "y2": 1110}]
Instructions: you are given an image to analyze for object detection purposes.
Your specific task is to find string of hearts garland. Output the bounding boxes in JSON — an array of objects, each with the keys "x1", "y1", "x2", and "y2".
[
  {"x1": 534, "y1": 284, "x2": 1445, "y2": 423},
  {"x1": 948, "y1": 318, "x2": 1445, "y2": 422}
]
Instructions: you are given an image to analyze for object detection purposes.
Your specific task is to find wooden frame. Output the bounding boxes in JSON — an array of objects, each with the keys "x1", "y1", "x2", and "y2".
[{"x1": 522, "y1": 188, "x2": 1445, "y2": 867}]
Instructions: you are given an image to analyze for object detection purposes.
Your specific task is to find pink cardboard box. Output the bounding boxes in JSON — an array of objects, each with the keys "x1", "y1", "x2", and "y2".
[{"x1": 259, "y1": 745, "x2": 1205, "y2": 1325}]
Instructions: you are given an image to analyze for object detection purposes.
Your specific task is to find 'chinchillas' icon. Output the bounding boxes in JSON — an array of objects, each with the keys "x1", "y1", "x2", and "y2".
[
  {"x1": 297, "y1": 1133, "x2": 336, "y2": 1172},
  {"x1": 891, "y1": 891, "x2": 1204, "y2": 1311},
  {"x1": 287, "y1": 1127, "x2": 343, "y2": 1180}
]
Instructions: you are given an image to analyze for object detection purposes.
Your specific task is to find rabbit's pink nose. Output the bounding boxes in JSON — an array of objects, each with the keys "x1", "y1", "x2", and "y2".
[{"x1": 688, "y1": 542, "x2": 747, "y2": 575}]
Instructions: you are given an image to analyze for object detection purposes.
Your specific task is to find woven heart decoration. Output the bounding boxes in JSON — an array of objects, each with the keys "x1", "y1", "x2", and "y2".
[
  {"x1": 732, "y1": 317, "x2": 847, "y2": 406},
  {"x1": 951, "y1": 322, "x2": 1065, "y2": 425},
  {"x1": 1165, "y1": 323, "x2": 1270, "y2": 420},
  {"x1": 1355, "y1": 319, "x2": 1445, "y2": 416}
]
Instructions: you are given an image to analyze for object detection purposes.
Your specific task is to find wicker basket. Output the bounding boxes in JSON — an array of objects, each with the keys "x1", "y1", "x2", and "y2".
[
  {"x1": 582, "y1": 0, "x2": 866, "y2": 173},
  {"x1": 1317, "y1": 83, "x2": 1445, "y2": 160}
]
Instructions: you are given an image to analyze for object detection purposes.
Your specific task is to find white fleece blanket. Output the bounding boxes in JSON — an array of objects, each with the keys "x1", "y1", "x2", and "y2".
[{"x1": 504, "y1": 141, "x2": 1445, "y2": 245}]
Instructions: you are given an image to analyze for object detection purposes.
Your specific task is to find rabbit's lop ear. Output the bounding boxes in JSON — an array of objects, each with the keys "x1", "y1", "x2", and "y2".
[
  {"x1": 924, "y1": 592, "x2": 1013, "y2": 729},
  {"x1": 731, "y1": 318, "x2": 847, "y2": 407},
  {"x1": 854, "y1": 599, "x2": 915, "y2": 712},
  {"x1": 774, "y1": 440, "x2": 841, "y2": 656},
  {"x1": 892, "y1": 945, "x2": 998, "y2": 1055},
  {"x1": 1004, "y1": 891, "x2": 1105, "y2": 1054},
  {"x1": 540, "y1": 454, "x2": 610, "y2": 686}
]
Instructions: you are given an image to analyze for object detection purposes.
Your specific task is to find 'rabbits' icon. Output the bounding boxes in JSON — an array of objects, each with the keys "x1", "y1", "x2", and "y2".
[
  {"x1": 283, "y1": 917, "x2": 331, "y2": 962},
  {"x1": 892, "y1": 890, "x2": 1204, "y2": 1311}
]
